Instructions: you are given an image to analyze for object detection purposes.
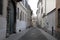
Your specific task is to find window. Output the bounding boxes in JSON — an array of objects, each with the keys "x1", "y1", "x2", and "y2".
[
  {"x1": 0, "y1": 0, "x2": 3, "y2": 15},
  {"x1": 41, "y1": 7, "x2": 43, "y2": 14},
  {"x1": 20, "y1": 11, "x2": 22, "y2": 20},
  {"x1": 22, "y1": 12, "x2": 24, "y2": 21},
  {"x1": 17, "y1": 8, "x2": 19, "y2": 19},
  {"x1": 18, "y1": 8, "x2": 19, "y2": 14}
]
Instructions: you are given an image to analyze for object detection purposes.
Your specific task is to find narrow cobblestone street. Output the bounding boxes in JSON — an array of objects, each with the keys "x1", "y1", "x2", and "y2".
[
  {"x1": 19, "y1": 27, "x2": 57, "y2": 40},
  {"x1": 4, "y1": 27, "x2": 57, "y2": 40},
  {"x1": 19, "y1": 27, "x2": 48, "y2": 40},
  {"x1": 0, "y1": 0, "x2": 60, "y2": 40}
]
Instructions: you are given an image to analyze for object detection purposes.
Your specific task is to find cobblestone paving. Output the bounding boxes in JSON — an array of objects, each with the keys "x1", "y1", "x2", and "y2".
[{"x1": 19, "y1": 27, "x2": 48, "y2": 40}]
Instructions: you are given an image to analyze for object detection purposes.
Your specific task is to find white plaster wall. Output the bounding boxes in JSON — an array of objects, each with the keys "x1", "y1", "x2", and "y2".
[
  {"x1": 42, "y1": 0, "x2": 56, "y2": 14},
  {"x1": 47, "y1": 10, "x2": 55, "y2": 31},
  {"x1": 46, "y1": 0, "x2": 56, "y2": 14},
  {"x1": 0, "y1": 0, "x2": 8, "y2": 40},
  {"x1": 16, "y1": 2, "x2": 31, "y2": 33},
  {"x1": 0, "y1": 17, "x2": 6, "y2": 40},
  {"x1": 16, "y1": 20, "x2": 27, "y2": 33}
]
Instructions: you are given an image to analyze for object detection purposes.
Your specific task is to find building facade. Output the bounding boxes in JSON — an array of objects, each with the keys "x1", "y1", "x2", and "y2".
[
  {"x1": 44, "y1": 0, "x2": 56, "y2": 33},
  {"x1": 0, "y1": 0, "x2": 22, "y2": 40},
  {"x1": 37, "y1": 0, "x2": 56, "y2": 36},
  {"x1": 0, "y1": 0, "x2": 8, "y2": 40},
  {"x1": 55, "y1": 0, "x2": 60, "y2": 39},
  {"x1": 37, "y1": 0, "x2": 46, "y2": 28},
  {"x1": 16, "y1": 0, "x2": 32, "y2": 32},
  {"x1": 37, "y1": 0, "x2": 60, "y2": 39}
]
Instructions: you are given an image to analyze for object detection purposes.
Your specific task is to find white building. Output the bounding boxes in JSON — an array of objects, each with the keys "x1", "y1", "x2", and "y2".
[
  {"x1": 37, "y1": 0, "x2": 56, "y2": 34},
  {"x1": 43, "y1": 0, "x2": 56, "y2": 31},
  {"x1": 16, "y1": 0, "x2": 32, "y2": 32}
]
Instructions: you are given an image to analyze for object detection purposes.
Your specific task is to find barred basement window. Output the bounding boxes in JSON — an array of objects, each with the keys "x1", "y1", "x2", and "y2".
[{"x1": 0, "y1": 0, "x2": 3, "y2": 15}]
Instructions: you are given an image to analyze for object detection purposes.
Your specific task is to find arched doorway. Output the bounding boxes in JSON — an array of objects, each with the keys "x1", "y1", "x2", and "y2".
[{"x1": 6, "y1": 0, "x2": 16, "y2": 37}]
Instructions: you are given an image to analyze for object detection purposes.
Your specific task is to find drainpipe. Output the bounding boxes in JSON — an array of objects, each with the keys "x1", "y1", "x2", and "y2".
[{"x1": 52, "y1": 26, "x2": 54, "y2": 35}]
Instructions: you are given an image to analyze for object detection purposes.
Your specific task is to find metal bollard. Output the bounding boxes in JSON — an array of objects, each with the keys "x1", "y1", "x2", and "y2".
[{"x1": 52, "y1": 26, "x2": 54, "y2": 35}]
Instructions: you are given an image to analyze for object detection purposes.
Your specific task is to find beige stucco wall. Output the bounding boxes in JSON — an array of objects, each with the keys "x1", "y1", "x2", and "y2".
[{"x1": 56, "y1": 0, "x2": 60, "y2": 32}]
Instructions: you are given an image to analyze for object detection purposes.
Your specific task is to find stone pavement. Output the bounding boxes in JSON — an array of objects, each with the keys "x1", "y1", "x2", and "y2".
[
  {"x1": 37, "y1": 28, "x2": 57, "y2": 40},
  {"x1": 19, "y1": 27, "x2": 57, "y2": 40},
  {"x1": 19, "y1": 27, "x2": 48, "y2": 40},
  {"x1": 4, "y1": 28, "x2": 32, "y2": 40},
  {"x1": 4, "y1": 27, "x2": 57, "y2": 40}
]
